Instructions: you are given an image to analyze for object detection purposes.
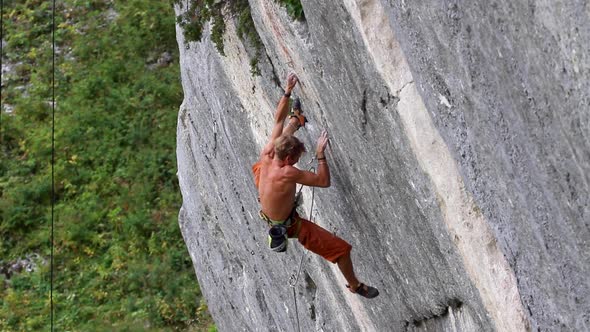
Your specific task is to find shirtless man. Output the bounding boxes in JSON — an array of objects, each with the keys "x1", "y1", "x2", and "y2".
[{"x1": 252, "y1": 73, "x2": 379, "y2": 298}]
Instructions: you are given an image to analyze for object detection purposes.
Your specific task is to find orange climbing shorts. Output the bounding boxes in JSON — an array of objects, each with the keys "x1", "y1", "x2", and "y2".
[
  {"x1": 252, "y1": 161, "x2": 263, "y2": 189},
  {"x1": 289, "y1": 213, "x2": 352, "y2": 264},
  {"x1": 253, "y1": 161, "x2": 352, "y2": 263}
]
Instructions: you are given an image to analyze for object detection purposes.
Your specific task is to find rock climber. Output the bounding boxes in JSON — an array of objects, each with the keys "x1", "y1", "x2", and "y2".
[{"x1": 252, "y1": 72, "x2": 379, "y2": 299}]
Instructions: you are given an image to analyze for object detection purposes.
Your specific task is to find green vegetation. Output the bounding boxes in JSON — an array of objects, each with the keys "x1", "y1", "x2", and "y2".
[
  {"x1": 175, "y1": 0, "x2": 304, "y2": 75},
  {"x1": 175, "y1": 0, "x2": 228, "y2": 55},
  {"x1": 276, "y1": 0, "x2": 305, "y2": 21},
  {"x1": 175, "y1": 0, "x2": 260, "y2": 55},
  {"x1": 176, "y1": 0, "x2": 263, "y2": 75},
  {"x1": 1, "y1": 0, "x2": 213, "y2": 330}
]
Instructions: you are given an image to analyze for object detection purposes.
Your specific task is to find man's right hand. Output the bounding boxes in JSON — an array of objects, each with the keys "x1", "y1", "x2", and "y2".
[
  {"x1": 316, "y1": 130, "x2": 329, "y2": 158},
  {"x1": 286, "y1": 72, "x2": 299, "y2": 93}
]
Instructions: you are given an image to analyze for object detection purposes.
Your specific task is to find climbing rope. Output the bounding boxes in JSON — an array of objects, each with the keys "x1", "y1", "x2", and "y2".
[
  {"x1": 1, "y1": 0, "x2": 3, "y2": 145},
  {"x1": 51, "y1": 0, "x2": 56, "y2": 330},
  {"x1": 289, "y1": 163, "x2": 317, "y2": 332}
]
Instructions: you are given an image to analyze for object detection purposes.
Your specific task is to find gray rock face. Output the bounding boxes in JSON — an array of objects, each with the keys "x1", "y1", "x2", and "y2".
[
  {"x1": 382, "y1": 1, "x2": 590, "y2": 330},
  {"x1": 174, "y1": 1, "x2": 589, "y2": 331}
]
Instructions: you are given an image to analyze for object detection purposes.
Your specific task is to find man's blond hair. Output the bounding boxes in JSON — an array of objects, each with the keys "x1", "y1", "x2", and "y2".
[{"x1": 274, "y1": 135, "x2": 306, "y2": 160}]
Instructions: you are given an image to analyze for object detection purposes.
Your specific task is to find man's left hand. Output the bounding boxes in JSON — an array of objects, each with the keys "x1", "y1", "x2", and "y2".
[{"x1": 286, "y1": 72, "x2": 299, "y2": 92}]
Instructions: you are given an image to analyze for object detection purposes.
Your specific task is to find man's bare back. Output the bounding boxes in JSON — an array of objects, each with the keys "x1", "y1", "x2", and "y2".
[{"x1": 258, "y1": 153, "x2": 298, "y2": 221}]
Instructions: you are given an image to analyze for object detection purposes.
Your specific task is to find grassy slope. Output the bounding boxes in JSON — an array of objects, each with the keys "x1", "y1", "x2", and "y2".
[{"x1": 1, "y1": 0, "x2": 213, "y2": 330}]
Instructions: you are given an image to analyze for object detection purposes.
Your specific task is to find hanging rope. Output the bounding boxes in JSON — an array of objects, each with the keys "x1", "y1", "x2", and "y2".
[
  {"x1": 289, "y1": 164, "x2": 317, "y2": 332},
  {"x1": 51, "y1": 0, "x2": 56, "y2": 330},
  {"x1": 1, "y1": 0, "x2": 3, "y2": 145}
]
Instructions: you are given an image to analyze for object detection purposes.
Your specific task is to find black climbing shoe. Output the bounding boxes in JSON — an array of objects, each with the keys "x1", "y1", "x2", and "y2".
[
  {"x1": 293, "y1": 97, "x2": 301, "y2": 111},
  {"x1": 289, "y1": 98, "x2": 307, "y2": 128},
  {"x1": 346, "y1": 283, "x2": 380, "y2": 299}
]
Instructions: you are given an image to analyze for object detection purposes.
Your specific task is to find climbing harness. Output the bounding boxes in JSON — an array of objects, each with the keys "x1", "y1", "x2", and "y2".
[
  {"x1": 259, "y1": 200, "x2": 302, "y2": 252},
  {"x1": 259, "y1": 209, "x2": 297, "y2": 228},
  {"x1": 261, "y1": 210, "x2": 295, "y2": 253}
]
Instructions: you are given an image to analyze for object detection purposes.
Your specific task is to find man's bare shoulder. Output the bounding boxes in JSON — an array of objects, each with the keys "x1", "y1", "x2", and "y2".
[
  {"x1": 257, "y1": 149, "x2": 273, "y2": 164},
  {"x1": 281, "y1": 165, "x2": 302, "y2": 180},
  {"x1": 261, "y1": 143, "x2": 275, "y2": 159}
]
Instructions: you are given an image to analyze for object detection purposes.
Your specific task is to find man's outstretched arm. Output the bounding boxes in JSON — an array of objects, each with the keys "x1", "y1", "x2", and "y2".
[
  {"x1": 262, "y1": 73, "x2": 299, "y2": 155},
  {"x1": 287, "y1": 130, "x2": 331, "y2": 187}
]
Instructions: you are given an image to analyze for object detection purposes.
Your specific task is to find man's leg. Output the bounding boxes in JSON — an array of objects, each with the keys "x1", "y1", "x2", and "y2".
[
  {"x1": 292, "y1": 217, "x2": 379, "y2": 298},
  {"x1": 336, "y1": 251, "x2": 360, "y2": 289},
  {"x1": 337, "y1": 252, "x2": 379, "y2": 297},
  {"x1": 284, "y1": 98, "x2": 305, "y2": 136},
  {"x1": 284, "y1": 117, "x2": 300, "y2": 136}
]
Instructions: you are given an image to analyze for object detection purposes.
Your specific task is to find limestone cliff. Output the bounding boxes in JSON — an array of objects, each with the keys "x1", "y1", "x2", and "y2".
[{"x1": 174, "y1": 1, "x2": 589, "y2": 331}]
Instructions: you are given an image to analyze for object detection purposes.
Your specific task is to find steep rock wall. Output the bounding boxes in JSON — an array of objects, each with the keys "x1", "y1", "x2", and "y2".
[
  {"x1": 381, "y1": 1, "x2": 590, "y2": 330},
  {"x1": 174, "y1": 1, "x2": 589, "y2": 331}
]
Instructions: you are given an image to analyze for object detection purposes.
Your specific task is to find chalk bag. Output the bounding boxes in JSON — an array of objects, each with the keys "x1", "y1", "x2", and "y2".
[{"x1": 268, "y1": 224, "x2": 288, "y2": 253}]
